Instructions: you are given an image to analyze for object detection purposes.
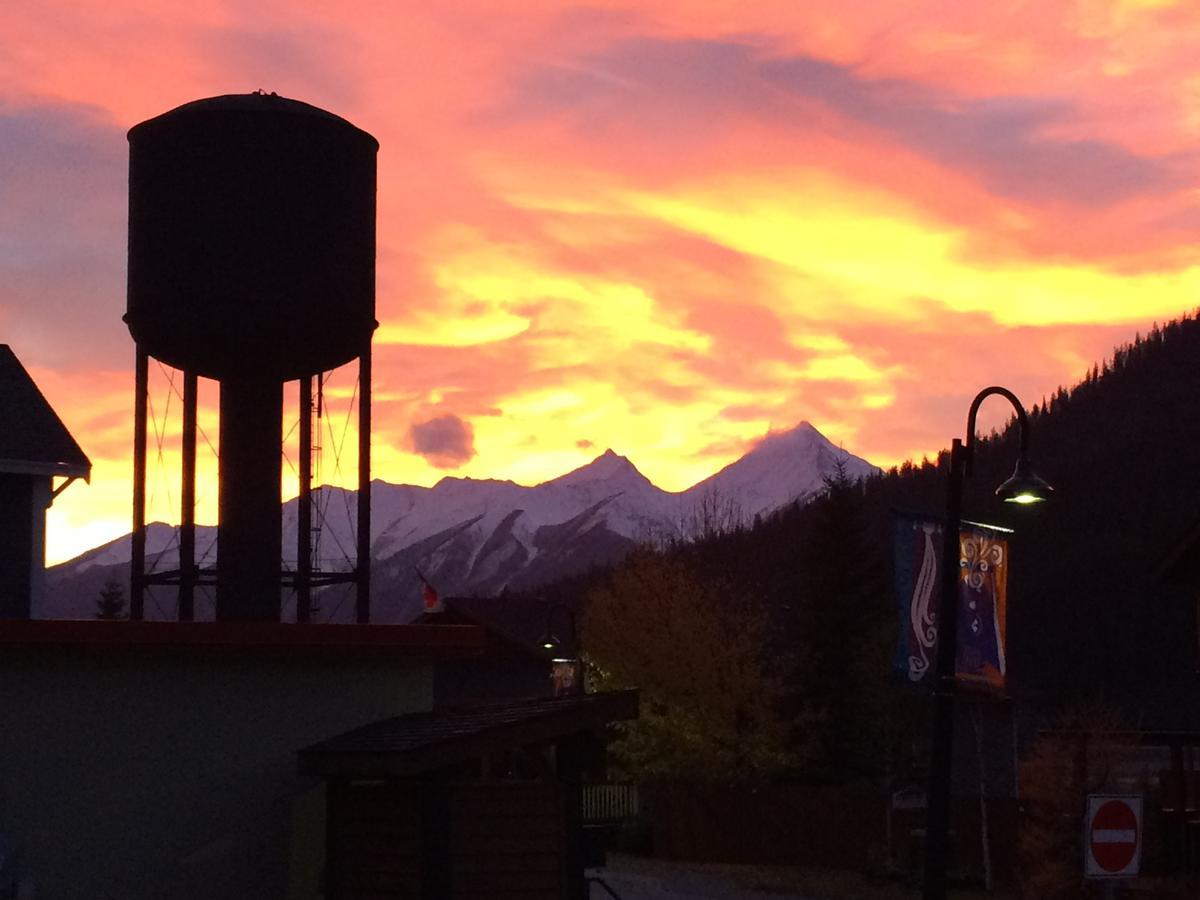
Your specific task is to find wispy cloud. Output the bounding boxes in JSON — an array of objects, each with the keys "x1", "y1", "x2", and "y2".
[
  {"x1": 513, "y1": 37, "x2": 1177, "y2": 207},
  {"x1": 0, "y1": 101, "x2": 127, "y2": 368},
  {"x1": 2, "y1": 1, "x2": 1198, "y2": 561}
]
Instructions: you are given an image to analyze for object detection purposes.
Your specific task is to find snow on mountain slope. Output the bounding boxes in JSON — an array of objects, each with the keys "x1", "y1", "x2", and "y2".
[
  {"x1": 46, "y1": 421, "x2": 877, "y2": 619},
  {"x1": 59, "y1": 521, "x2": 218, "y2": 577},
  {"x1": 690, "y1": 422, "x2": 877, "y2": 519}
]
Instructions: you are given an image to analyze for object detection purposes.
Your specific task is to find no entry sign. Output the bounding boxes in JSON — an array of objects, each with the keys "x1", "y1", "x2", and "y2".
[{"x1": 1085, "y1": 795, "x2": 1142, "y2": 878}]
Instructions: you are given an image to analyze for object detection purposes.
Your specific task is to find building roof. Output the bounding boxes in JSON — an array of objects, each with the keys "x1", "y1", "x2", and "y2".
[
  {"x1": 0, "y1": 619, "x2": 486, "y2": 657},
  {"x1": 0, "y1": 345, "x2": 91, "y2": 479},
  {"x1": 417, "y1": 598, "x2": 566, "y2": 661},
  {"x1": 419, "y1": 594, "x2": 583, "y2": 658},
  {"x1": 298, "y1": 689, "x2": 639, "y2": 777}
]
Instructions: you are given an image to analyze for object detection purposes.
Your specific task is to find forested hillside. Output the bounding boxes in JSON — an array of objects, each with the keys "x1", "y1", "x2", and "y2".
[
  {"x1": 875, "y1": 313, "x2": 1200, "y2": 703},
  {"x1": 569, "y1": 311, "x2": 1200, "y2": 782}
]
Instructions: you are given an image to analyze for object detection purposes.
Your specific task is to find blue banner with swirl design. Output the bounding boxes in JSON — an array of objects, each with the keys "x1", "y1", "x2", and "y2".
[{"x1": 893, "y1": 512, "x2": 1010, "y2": 693}]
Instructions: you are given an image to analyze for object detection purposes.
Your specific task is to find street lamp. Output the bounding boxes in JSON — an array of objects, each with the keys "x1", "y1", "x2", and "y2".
[
  {"x1": 922, "y1": 386, "x2": 1053, "y2": 900},
  {"x1": 540, "y1": 602, "x2": 583, "y2": 696},
  {"x1": 539, "y1": 602, "x2": 576, "y2": 655}
]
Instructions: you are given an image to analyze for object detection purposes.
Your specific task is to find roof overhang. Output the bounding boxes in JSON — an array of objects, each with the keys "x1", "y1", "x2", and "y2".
[
  {"x1": 0, "y1": 458, "x2": 91, "y2": 480},
  {"x1": 298, "y1": 689, "x2": 639, "y2": 778}
]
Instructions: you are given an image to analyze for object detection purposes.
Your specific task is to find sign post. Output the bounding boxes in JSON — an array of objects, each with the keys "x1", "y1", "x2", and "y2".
[{"x1": 1085, "y1": 794, "x2": 1142, "y2": 890}]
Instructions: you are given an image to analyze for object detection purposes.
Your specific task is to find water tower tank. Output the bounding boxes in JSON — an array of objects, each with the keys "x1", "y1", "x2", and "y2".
[
  {"x1": 126, "y1": 92, "x2": 378, "y2": 380},
  {"x1": 125, "y1": 93, "x2": 378, "y2": 621}
]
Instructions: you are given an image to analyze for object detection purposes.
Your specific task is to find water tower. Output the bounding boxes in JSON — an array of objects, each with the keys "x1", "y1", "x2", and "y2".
[{"x1": 125, "y1": 93, "x2": 378, "y2": 622}]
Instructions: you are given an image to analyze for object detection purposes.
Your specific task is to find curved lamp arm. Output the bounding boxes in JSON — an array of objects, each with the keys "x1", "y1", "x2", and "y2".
[
  {"x1": 963, "y1": 385, "x2": 1031, "y2": 475},
  {"x1": 540, "y1": 602, "x2": 577, "y2": 657}
]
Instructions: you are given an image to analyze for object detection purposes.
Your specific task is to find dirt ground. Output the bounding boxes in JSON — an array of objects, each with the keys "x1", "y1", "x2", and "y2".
[{"x1": 591, "y1": 854, "x2": 1021, "y2": 899}]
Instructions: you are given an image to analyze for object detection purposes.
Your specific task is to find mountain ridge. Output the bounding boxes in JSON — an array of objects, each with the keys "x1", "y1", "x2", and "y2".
[{"x1": 44, "y1": 421, "x2": 877, "y2": 622}]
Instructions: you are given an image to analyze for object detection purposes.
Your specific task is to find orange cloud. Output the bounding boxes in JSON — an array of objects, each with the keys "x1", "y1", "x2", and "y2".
[{"x1": 2, "y1": 2, "x2": 1197, "y2": 562}]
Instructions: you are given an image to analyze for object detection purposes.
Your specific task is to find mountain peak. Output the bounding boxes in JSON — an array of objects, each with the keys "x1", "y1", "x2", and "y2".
[
  {"x1": 749, "y1": 420, "x2": 831, "y2": 455},
  {"x1": 685, "y1": 420, "x2": 878, "y2": 519},
  {"x1": 546, "y1": 448, "x2": 651, "y2": 488}
]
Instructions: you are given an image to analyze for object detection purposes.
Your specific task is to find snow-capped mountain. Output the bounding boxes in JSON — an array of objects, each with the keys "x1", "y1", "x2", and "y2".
[
  {"x1": 694, "y1": 421, "x2": 876, "y2": 516},
  {"x1": 44, "y1": 421, "x2": 877, "y2": 622}
]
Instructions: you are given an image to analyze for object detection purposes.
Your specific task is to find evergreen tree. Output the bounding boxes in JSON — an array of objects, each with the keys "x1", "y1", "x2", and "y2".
[
  {"x1": 793, "y1": 460, "x2": 897, "y2": 779},
  {"x1": 96, "y1": 575, "x2": 127, "y2": 620}
]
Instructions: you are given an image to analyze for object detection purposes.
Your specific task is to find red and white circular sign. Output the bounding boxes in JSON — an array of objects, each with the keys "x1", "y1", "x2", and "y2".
[{"x1": 1086, "y1": 795, "x2": 1142, "y2": 878}]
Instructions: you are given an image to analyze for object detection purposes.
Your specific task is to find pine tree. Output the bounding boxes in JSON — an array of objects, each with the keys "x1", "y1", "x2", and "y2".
[
  {"x1": 793, "y1": 459, "x2": 896, "y2": 779},
  {"x1": 96, "y1": 575, "x2": 127, "y2": 620}
]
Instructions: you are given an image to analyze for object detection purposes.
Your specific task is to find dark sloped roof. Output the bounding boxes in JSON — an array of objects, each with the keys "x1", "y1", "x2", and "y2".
[
  {"x1": 298, "y1": 690, "x2": 638, "y2": 777},
  {"x1": 419, "y1": 594, "x2": 583, "y2": 657},
  {"x1": 0, "y1": 346, "x2": 91, "y2": 478}
]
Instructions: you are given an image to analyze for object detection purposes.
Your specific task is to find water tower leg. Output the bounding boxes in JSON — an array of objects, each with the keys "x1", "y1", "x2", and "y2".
[
  {"x1": 297, "y1": 375, "x2": 313, "y2": 624},
  {"x1": 356, "y1": 345, "x2": 371, "y2": 624},
  {"x1": 131, "y1": 346, "x2": 148, "y2": 621},
  {"x1": 179, "y1": 370, "x2": 197, "y2": 621},
  {"x1": 217, "y1": 377, "x2": 283, "y2": 622}
]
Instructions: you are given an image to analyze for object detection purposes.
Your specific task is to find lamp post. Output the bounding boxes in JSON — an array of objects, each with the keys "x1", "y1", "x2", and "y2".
[
  {"x1": 922, "y1": 386, "x2": 1053, "y2": 900},
  {"x1": 540, "y1": 602, "x2": 583, "y2": 696}
]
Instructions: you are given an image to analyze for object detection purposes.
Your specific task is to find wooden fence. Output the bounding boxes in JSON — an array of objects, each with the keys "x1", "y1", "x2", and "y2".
[
  {"x1": 647, "y1": 783, "x2": 1019, "y2": 882},
  {"x1": 583, "y1": 784, "x2": 640, "y2": 824}
]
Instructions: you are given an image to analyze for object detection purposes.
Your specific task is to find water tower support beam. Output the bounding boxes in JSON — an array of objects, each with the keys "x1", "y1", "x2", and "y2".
[
  {"x1": 356, "y1": 345, "x2": 371, "y2": 624},
  {"x1": 179, "y1": 370, "x2": 197, "y2": 621},
  {"x1": 297, "y1": 375, "x2": 313, "y2": 623},
  {"x1": 130, "y1": 345, "x2": 148, "y2": 621},
  {"x1": 217, "y1": 377, "x2": 283, "y2": 622}
]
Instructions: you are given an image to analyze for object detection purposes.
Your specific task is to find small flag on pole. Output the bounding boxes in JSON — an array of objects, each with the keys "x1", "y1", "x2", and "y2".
[{"x1": 416, "y1": 568, "x2": 443, "y2": 614}]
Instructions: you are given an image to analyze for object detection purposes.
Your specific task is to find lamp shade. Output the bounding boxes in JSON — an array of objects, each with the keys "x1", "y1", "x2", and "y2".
[{"x1": 995, "y1": 458, "x2": 1054, "y2": 504}]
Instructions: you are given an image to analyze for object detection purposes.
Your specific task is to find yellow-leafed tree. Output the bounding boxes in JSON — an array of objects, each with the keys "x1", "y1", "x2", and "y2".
[{"x1": 583, "y1": 549, "x2": 802, "y2": 784}]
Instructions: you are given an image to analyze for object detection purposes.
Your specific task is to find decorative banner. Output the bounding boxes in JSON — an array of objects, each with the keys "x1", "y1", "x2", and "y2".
[
  {"x1": 893, "y1": 512, "x2": 1010, "y2": 692},
  {"x1": 551, "y1": 659, "x2": 582, "y2": 697}
]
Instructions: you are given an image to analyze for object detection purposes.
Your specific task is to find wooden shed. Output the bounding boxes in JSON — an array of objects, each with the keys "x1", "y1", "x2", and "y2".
[{"x1": 298, "y1": 690, "x2": 639, "y2": 899}]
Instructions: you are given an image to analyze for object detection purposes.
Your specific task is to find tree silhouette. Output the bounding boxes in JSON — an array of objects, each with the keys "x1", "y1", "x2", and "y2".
[
  {"x1": 794, "y1": 460, "x2": 898, "y2": 779},
  {"x1": 95, "y1": 575, "x2": 127, "y2": 620}
]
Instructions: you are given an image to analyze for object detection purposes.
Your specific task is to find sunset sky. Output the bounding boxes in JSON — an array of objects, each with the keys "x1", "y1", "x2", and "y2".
[{"x1": 4, "y1": 1, "x2": 1199, "y2": 564}]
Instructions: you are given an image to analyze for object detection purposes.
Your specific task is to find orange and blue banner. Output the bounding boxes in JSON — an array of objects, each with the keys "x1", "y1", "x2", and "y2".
[{"x1": 893, "y1": 512, "x2": 1010, "y2": 692}]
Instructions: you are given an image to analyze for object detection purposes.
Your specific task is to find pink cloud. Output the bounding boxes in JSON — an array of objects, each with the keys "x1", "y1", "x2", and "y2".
[{"x1": 2, "y1": 1, "x2": 1198, "y2": 560}]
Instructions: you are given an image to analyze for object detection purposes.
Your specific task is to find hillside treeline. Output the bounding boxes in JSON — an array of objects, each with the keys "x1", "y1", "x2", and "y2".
[{"x1": 572, "y1": 310, "x2": 1200, "y2": 783}]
